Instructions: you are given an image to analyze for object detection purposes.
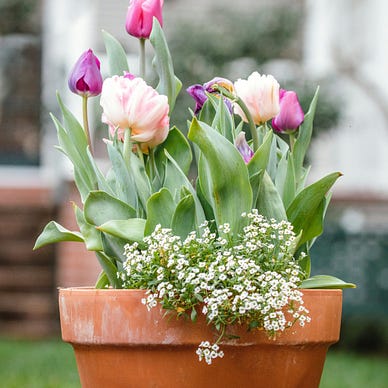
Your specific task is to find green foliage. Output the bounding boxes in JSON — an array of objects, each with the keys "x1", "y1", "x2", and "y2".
[{"x1": 35, "y1": 8, "x2": 349, "y2": 290}]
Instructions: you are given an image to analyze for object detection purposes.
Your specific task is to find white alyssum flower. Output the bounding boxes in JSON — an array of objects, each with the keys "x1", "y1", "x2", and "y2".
[{"x1": 119, "y1": 211, "x2": 310, "y2": 365}]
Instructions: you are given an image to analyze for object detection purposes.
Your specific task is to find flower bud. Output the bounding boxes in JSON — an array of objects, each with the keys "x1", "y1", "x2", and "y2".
[
  {"x1": 234, "y1": 72, "x2": 280, "y2": 125},
  {"x1": 187, "y1": 77, "x2": 234, "y2": 115},
  {"x1": 235, "y1": 132, "x2": 254, "y2": 164},
  {"x1": 125, "y1": 0, "x2": 164, "y2": 39},
  {"x1": 272, "y1": 89, "x2": 304, "y2": 133},
  {"x1": 68, "y1": 49, "x2": 103, "y2": 97}
]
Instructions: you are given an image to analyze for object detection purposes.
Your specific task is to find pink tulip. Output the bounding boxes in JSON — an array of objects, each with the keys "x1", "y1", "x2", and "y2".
[
  {"x1": 272, "y1": 89, "x2": 304, "y2": 133},
  {"x1": 125, "y1": 0, "x2": 164, "y2": 39},
  {"x1": 68, "y1": 49, "x2": 103, "y2": 97},
  {"x1": 100, "y1": 75, "x2": 170, "y2": 152},
  {"x1": 234, "y1": 72, "x2": 280, "y2": 125}
]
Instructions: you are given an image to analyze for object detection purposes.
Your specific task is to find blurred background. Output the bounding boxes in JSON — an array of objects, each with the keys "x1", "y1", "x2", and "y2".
[{"x1": 1, "y1": 0, "x2": 388, "y2": 385}]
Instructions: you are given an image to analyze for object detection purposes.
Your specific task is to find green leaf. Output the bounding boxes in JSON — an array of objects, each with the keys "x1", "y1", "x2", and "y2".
[
  {"x1": 102, "y1": 30, "x2": 129, "y2": 76},
  {"x1": 172, "y1": 194, "x2": 197, "y2": 239},
  {"x1": 84, "y1": 191, "x2": 136, "y2": 226},
  {"x1": 95, "y1": 271, "x2": 110, "y2": 289},
  {"x1": 256, "y1": 171, "x2": 287, "y2": 221},
  {"x1": 155, "y1": 127, "x2": 192, "y2": 177},
  {"x1": 275, "y1": 153, "x2": 296, "y2": 209},
  {"x1": 150, "y1": 19, "x2": 181, "y2": 111},
  {"x1": 95, "y1": 251, "x2": 121, "y2": 288},
  {"x1": 144, "y1": 188, "x2": 176, "y2": 235},
  {"x1": 33, "y1": 221, "x2": 83, "y2": 250},
  {"x1": 293, "y1": 86, "x2": 319, "y2": 181},
  {"x1": 163, "y1": 150, "x2": 206, "y2": 226},
  {"x1": 98, "y1": 218, "x2": 146, "y2": 243},
  {"x1": 188, "y1": 118, "x2": 252, "y2": 236},
  {"x1": 286, "y1": 172, "x2": 342, "y2": 246},
  {"x1": 247, "y1": 130, "x2": 273, "y2": 178},
  {"x1": 106, "y1": 142, "x2": 139, "y2": 209},
  {"x1": 301, "y1": 275, "x2": 356, "y2": 289},
  {"x1": 210, "y1": 94, "x2": 234, "y2": 143},
  {"x1": 74, "y1": 205, "x2": 103, "y2": 251}
]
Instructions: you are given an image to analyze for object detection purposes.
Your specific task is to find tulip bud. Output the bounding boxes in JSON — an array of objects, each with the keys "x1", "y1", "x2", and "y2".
[
  {"x1": 68, "y1": 49, "x2": 103, "y2": 97},
  {"x1": 235, "y1": 132, "x2": 254, "y2": 164},
  {"x1": 125, "y1": 0, "x2": 164, "y2": 39},
  {"x1": 272, "y1": 89, "x2": 304, "y2": 133},
  {"x1": 187, "y1": 77, "x2": 234, "y2": 115}
]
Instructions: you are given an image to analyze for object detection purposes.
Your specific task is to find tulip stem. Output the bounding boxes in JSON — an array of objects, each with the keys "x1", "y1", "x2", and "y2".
[
  {"x1": 82, "y1": 95, "x2": 93, "y2": 155},
  {"x1": 289, "y1": 132, "x2": 296, "y2": 153},
  {"x1": 123, "y1": 128, "x2": 131, "y2": 166},
  {"x1": 211, "y1": 85, "x2": 259, "y2": 152},
  {"x1": 139, "y1": 38, "x2": 146, "y2": 79},
  {"x1": 235, "y1": 97, "x2": 259, "y2": 152}
]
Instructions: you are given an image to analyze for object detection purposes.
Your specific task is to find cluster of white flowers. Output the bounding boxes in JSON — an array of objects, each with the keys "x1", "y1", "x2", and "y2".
[{"x1": 120, "y1": 211, "x2": 310, "y2": 365}]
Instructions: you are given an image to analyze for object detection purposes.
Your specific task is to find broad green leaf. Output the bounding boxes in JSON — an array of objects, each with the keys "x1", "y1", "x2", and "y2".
[
  {"x1": 150, "y1": 19, "x2": 181, "y2": 111},
  {"x1": 198, "y1": 98, "x2": 217, "y2": 127},
  {"x1": 84, "y1": 191, "x2": 136, "y2": 226},
  {"x1": 74, "y1": 205, "x2": 103, "y2": 251},
  {"x1": 247, "y1": 130, "x2": 273, "y2": 178},
  {"x1": 163, "y1": 150, "x2": 206, "y2": 226},
  {"x1": 144, "y1": 188, "x2": 176, "y2": 235},
  {"x1": 275, "y1": 153, "x2": 296, "y2": 208},
  {"x1": 256, "y1": 171, "x2": 287, "y2": 221},
  {"x1": 155, "y1": 127, "x2": 192, "y2": 177},
  {"x1": 293, "y1": 86, "x2": 319, "y2": 180},
  {"x1": 51, "y1": 114, "x2": 96, "y2": 201},
  {"x1": 210, "y1": 94, "x2": 234, "y2": 143},
  {"x1": 172, "y1": 194, "x2": 197, "y2": 239},
  {"x1": 107, "y1": 142, "x2": 139, "y2": 208},
  {"x1": 95, "y1": 251, "x2": 121, "y2": 288},
  {"x1": 101, "y1": 233, "x2": 128, "y2": 264},
  {"x1": 98, "y1": 218, "x2": 146, "y2": 243},
  {"x1": 102, "y1": 30, "x2": 129, "y2": 76},
  {"x1": 95, "y1": 271, "x2": 110, "y2": 289},
  {"x1": 188, "y1": 118, "x2": 252, "y2": 235},
  {"x1": 301, "y1": 275, "x2": 356, "y2": 289},
  {"x1": 33, "y1": 221, "x2": 83, "y2": 250},
  {"x1": 286, "y1": 172, "x2": 342, "y2": 246}
]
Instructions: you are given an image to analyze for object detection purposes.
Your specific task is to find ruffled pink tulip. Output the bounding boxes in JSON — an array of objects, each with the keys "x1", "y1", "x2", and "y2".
[
  {"x1": 272, "y1": 89, "x2": 304, "y2": 133},
  {"x1": 234, "y1": 72, "x2": 280, "y2": 125},
  {"x1": 125, "y1": 0, "x2": 164, "y2": 39},
  {"x1": 100, "y1": 75, "x2": 170, "y2": 152},
  {"x1": 68, "y1": 49, "x2": 103, "y2": 97}
]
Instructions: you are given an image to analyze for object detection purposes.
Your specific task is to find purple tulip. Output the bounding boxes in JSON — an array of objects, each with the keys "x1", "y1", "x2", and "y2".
[
  {"x1": 68, "y1": 49, "x2": 103, "y2": 97},
  {"x1": 187, "y1": 77, "x2": 234, "y2": 115},
  {"x1": 235, "y1": 132, "x2": 254, "y2": 164},
  {"x1": 272, "y1": 89, "x2": 304, "y2": 133}
]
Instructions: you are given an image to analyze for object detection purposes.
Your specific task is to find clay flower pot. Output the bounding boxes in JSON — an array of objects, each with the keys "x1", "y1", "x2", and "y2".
[{"x1": 59, "y1": 288, "x2": 342, "y2": 388}]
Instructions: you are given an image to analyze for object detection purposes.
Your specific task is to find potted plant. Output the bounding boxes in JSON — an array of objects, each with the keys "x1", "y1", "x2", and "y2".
[{"x1": 34, "y1": 1, "x2": 355, "y2": 387}]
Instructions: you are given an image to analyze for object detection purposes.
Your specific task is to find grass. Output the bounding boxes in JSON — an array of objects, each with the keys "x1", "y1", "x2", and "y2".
[{"x1": 0, "y1": 339, "x2": 387, "y2": 387}]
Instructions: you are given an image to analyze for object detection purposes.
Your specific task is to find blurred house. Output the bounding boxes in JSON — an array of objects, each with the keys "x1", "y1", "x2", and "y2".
[{"x1": 1, "y1": 0, "x2": 388, "y2": 347}]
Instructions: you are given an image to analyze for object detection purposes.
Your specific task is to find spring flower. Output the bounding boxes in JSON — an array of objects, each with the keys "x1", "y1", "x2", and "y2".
[
  {"x1": 235, "y1": 132, "x2": 254, "y2": 163},
  {"x1": 272, "y1": 89, "x2": 305, "y2": 133},
  {"x1": 100, "y1": 75, "x2": 170, "y2": 151},
  {"x1": 187, "y1": 77, "x2": 234, "y2": 115},
  {"x1": 125, "y1": 0, "x2": 164, "y2": 39},
  {"x1": 68, "y1": 49, "x2": 103, "y2": 97},
  {"x1": 234, "y1": 72, "x2": 280, "y2": 125}
]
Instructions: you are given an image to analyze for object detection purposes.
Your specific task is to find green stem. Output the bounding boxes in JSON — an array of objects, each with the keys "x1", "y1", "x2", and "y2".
[
  {"x1": 123, "y1": 128, "x2": 131, "y2": 167},
  {"x1": 236, "y1": 97, "x2": 259, "y2": 152},
  {"x1": 139, "y1": 38, "x2": 146, "y2": 79},
  {"x1": 289, "y1": 132, "x2": 296, "y2": 153},
  {"x1": 210, "y1": 85, "x2": 259, "y2": 152},
  {"x1": 82, "y1": 95, "x2": 93, "y2": 154},
  {"x1": 148, "y1": 148, "x2": 160, "y2": 187}
]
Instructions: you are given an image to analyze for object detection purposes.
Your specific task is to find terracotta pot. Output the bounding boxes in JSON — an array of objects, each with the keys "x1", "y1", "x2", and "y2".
[{"x1": 59, "y1": 287, "x2": 342, "y2": 388}]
